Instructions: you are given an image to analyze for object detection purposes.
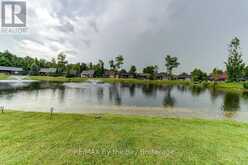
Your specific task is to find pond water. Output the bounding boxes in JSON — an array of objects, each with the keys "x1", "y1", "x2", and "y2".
[{"x1": 0, "y1": 80, "x2": 248, "y2": 121}]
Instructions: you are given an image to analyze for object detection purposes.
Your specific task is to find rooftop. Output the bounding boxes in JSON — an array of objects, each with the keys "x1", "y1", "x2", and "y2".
[{"x1": 0, "y1": 66, "x2": 23, "y2": 72}]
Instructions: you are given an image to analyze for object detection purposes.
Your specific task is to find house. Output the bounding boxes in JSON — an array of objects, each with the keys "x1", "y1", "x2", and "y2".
[
  {"x1": 136, "y1": 73, "x2": 150, "y2": 80},
  {"x1": 39, "y1": 68, "x2": 57, "y2": 75},
  {"x1": 118, "y1": 72, "x2": 135, "y2": 78},
  {"x1": 155, "y1": 72, "x2": 169, "y2": 80},
  {"x1": 209, "y1": 72, "x2": 227, "y2": 81},
  {"x1": 81, "y1": 70, "x2": 95, "y2": 78},
  {"x1": 104, "y1": 70, "x2": 116, "y2": 78},
  {"x1": 0, "y1": 66, "x2": 23, "y2": 74},
  {"x1": 118, "y1": 70, "x2": 135, "y2": 78},
  {"x1": 176, "y1": 73, "x2": 191, "y2": 80}
]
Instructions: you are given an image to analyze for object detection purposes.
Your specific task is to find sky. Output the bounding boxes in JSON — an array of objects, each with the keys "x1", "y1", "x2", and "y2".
[{"x1": 1, "y1": 0, "x2": 248, "y2": 73}]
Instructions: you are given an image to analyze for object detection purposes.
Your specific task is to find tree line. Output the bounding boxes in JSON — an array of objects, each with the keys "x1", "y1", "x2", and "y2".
[
  {"x1": 0, "y1": 50, "x2": 180, "y2": 78},
  {"x1": 0, "y1": 37, "x2": 247, "y2": 82}
]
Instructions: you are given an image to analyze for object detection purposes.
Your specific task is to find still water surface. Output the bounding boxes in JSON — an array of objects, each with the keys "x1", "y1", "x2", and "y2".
[{"x1": 0, "y1": 80, "x2": 248, "y2": 121}]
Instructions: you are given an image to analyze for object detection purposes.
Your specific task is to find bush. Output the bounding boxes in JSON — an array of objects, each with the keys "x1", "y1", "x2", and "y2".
[
  {"x1": 243, "y1": 83, "x2": 248, "y2": 89},
  {"x1": 191, "y1": 68, "x2": 208, "y2": 82}
]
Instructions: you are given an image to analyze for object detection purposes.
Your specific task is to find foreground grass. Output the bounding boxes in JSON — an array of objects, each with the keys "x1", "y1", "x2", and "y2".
[
  {"x1": 1, "y1": 111, "x2": 248, "y2": 164},
  {"x1": 0, "y1": 73, "x2": 9, "y2": 80}
]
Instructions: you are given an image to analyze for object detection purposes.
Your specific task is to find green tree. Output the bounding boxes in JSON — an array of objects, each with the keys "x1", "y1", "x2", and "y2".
[
  {"x1": 129, "y1": 65, "x2": 137, "y2": 73},
  {"x1": 191, "y1": 68, "x2": 208, "y2": 82},
  {"x1": 30, "y1": 63, "x2": 40, "y2": 75},
  {"x1": 95, "y1": 60, "x2": 105, "y2": 77},
  {"x1": 80, "y1": 63, "x2": 88, "y2": 71},
  {"x1": 57, "y1": 53, "x2": 68, "y2": 74},
  {"x1": 211, "y1": 68, "x2": 223, "y2": 81},
  {"x1": 165, "y1": 55, "x2": 180, "y2": 79},
  {"x1": 49, "y1": 58, "x2": 57, "y2": 68},
  {"x1": 109, "y1": 60, "x2": 116, "y2": 71},
  {"x1": 143, "y1": 65, "x2": 157, "y2": 79},
  {"x1": 115, "y1": 55, "x2": 124, "y2": 71},
  {"x1": 225, "y1": 37, "x2": 245, "y2": 82},
  {"x1": 243, "y1": 66, "x2": 248, "y2": 77}
]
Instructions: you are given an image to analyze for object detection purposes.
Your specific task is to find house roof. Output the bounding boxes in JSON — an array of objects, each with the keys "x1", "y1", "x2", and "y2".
[
  {"x1": 177, "y1": 73, "x2": 191, "y2": 78},
  {"x1": 40, "y1": 68, "x2": 56, "y2": 73},
  {"x1": 81, "y1": 70, "x2": 95, "y2": 75},
  {"x1": 137, "y1": 73, "x2": 150, "y2": 77},
  {"x1": 0, "y1": 66, "x2": 23, "y2": 72},
  {"x1": 104, "y1": 70, "x2": 115, "y2": 75}
]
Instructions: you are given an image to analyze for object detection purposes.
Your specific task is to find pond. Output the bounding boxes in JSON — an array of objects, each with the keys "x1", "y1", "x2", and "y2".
[{"x1": 0, "y1": 80, "x2": 248, "y2": 121}]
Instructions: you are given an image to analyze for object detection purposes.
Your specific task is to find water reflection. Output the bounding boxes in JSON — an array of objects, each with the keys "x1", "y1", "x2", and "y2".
[
  {"x1": 109, "y1": 84, "x2": 121, "y2": 105},
  {"x1": 97, "y1": 87, "x2": 104, "y2": 103},
  {"x1": 0, "y1": 81, "x2": 248, "y2": 121},
  {"x1": 141, "y1": 84, "x2": 157, "y2": 98},
  {"x1": 163, "y1": 86, "x2": 175, "y2": 107},
  {"x1": 129, "y1": 84, "x2": 136, "y2": 97},
  {"x1": 222, "y1": 93, "x2": 240, "y2": 112},
  {"x1": 176, "y1": 85, "x2": 188, "y2": 93},
  {"x1": 190, "y1": 85, "x2": 207, "y2": 96}
]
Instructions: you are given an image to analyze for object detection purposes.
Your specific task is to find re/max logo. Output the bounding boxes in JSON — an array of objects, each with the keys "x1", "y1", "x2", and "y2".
[{"x1": 1, "y1": 1, "x2": 26, "y2": 27}]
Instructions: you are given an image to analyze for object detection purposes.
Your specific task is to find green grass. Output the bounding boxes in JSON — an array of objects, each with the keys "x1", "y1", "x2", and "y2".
[
  {"x1": 28, "y1": 76, "x2": 87, "y2": 82},
  {"x1": 1, "y1": 111, "x2": 248, "y2": 164},
  {"x1": 207, "y1": 82, "x2": 245, "y2": 92},
  {"x1": 0, "y1": 73, "x2": 9, "y2": 80},
  {"x1": 98, "y1": 78, "x2": 191, "y2": 86}
]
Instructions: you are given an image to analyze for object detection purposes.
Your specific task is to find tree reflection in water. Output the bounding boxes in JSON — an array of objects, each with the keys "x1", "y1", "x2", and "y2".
[
  {"x1": 58, "y1": 86, "x2": 66, "y2": 102},
  {"x1": 222, "y1": 93, "x2": 240, "y2": 118},
  {"x1": 190, "y1": 85, "x2": 206, "y2": 96},
  {"x1": 97, "y1": 87, "x2": 104, "y2": 103},
  {"x1": 163, "y1": 86, "x2": 175, "y2": 107},
  {"x1": 108, "y1": 84, "x2": 121, "y2": 105},
  {"x1": 129, "y1": 84, "x2": 136, "y2": 97},
  {"x1": 141, "y1": 84, "x2": 157, "y2": 98},
  {"x1": 176, "y1": 85, "x2": 188, "y2": 93}
]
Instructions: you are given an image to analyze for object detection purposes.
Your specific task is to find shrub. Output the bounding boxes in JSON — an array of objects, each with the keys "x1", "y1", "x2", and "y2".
[{"x1": 243, "y1": 83, "x2": 248, "y2": 89}]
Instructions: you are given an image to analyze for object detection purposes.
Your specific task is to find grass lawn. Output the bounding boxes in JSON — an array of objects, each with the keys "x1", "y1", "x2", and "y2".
[
  {"x1": 1, "y1": 111, "x2": 248, "y2": 164},
  {"x1": 28, "y1": 76, "x2": 87, "y2": 82},
  {"x1": 0, "y1": 73, "x2": 9, "y2": 80},
  {"x1": 208, "y1": 82, "x2": 245, "y2": 92},
  {"x1": 29, "y1": 76, "x2": 191, "y2": 86},
  {"x1": 99, "y1": 78, "x2": 191, "y2": 86}
]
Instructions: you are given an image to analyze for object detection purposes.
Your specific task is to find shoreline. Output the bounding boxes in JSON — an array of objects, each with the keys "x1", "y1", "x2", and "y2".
[
  {"x1": 0, "y1": 74, "x2": 245, "y2": 93},
  {"x1": 4, "y1": 106, "x2": 248, "y2": 123},
  {"x1": 26, "y1": 76, "x2": 248, "y2": 92}
]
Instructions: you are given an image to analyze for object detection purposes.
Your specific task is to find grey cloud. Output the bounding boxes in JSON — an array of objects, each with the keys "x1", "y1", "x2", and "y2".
[
  {"x1": 3, "y1": 0, "x2": 248, "y2": 73},
  {"x1": 88, "y1": 20, "x2": 99, "y2": 33},
  {"x1": 56, "y1": 22, "x2": 75, "y2": 33}
]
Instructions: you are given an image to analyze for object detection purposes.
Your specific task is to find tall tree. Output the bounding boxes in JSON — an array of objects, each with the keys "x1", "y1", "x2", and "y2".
[
  {"x1": 211, "y1": 68, "x2": 223, "y2": 81},
  {"x1": 98, "y1": 60, "x2": 104, "y2": 72},
  {"x1": 30, "y1": 62, "x2": 40, "y2": 75},
  {"x1": 191, "y1": 68, "x2": 208, "y2": 82},
  {"x1": 109, "y1": 60, "x2": 115, "y2": 71},
  {"x1": 143, "y1": 65, "x2": 157, "y2": 80},
  {"x1": 80, "y1": 63, "x2": 87, "y2": 71},
  {"x1": 57, "y1": 53, "x2": 68, "y2": 74},
  {"x1": 165, "y1": 55, "x2": 180, "y2": 79},
  {"x1": 225, "y1": 37, "x2": 245, "y2": 82},
  {"x1": 129, "y1": 65, "x2": 137, "y2": 73},
  {"x1": 95, "y1": 60, "x2": 105, "y2": 77},
  {"x1": 115, "y1": 55, "x2": 124, "y2": 71}
]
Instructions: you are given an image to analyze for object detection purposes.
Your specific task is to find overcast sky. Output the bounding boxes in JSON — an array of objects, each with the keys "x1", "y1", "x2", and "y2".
[{"x1": 1, "y1": 0, "x2": 248, "y2": 73}]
